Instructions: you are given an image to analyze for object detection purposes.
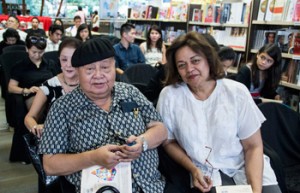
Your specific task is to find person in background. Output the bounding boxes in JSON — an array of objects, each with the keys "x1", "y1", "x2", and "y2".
[
  {"x1": 65, "y1": 16, "x2": 81, "y2": 37},
  {"x1": 75, "y1": 6, "x2": 86, "y2": 24},
  {"x1": 0, "y1": 15, "x2": 27, "y2": 41},
  {"x1": 91, "y1": 10, "x2": 99, "y2": 32},
  {"x1": 75, "y1": 23, "x2": 92, "y2": 42},
  {"x1": 0, "y1": 28, "x2": 25, "y2": 55},
  {"x1": 24, "y1": 37, "x2": 81, "y2": 138},
  {"x1": 38, "y1": 38, "x2": 171, "y2": 193},
  {"x1": 45, "y1": 24, "x2": 64, "y2": 52},
  {"x1": 113, "y1": 23, "x2": 145, "y2": 75},
  {"x1": 53, "y1": 18, "x2": 64, "y2": 29},
  {"x1": 218, "y1": 46, "x2": 236, "y2": 76},
  {"x1": 26, "y1": 17, "x2": 46, "y2": 37},
  {"x1": 235, "y1": 43, "x2": 282, "y2": 100},
  {"x1": 139, "y1": 25, "x2": 166, "y2": 66},
  {"x1": 8, "y1": 33, "x2": 59, "y2": 110},
  {"x1": 157, "y1": 31, "x2": 281, "y2": 193}
]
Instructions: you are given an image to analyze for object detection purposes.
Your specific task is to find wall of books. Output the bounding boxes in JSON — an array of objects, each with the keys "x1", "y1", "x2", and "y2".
[{"x1": 250, "y1": 0, "x2": 300, "y2": 111}]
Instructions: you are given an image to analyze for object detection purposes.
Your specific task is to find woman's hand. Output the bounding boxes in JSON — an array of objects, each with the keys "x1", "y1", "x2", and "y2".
[
  {"x1": 191, "y1": 167, "x2": 213, "y2": 193},
  {"x1": 30, "y1": 124, "x2": 44, "y2": 138}
]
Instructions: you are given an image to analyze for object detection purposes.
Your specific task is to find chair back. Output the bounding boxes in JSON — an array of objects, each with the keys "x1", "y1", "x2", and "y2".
[
  {"x1": 120, "y1": 64, "x2": 158, "y2": 93},
  {"x1": 2, "y1": 45, "x2": 26, "y2": 53},
  {"x1": 0, "y1": 51, "x2": 28, "y2": 96},
  {"x1": 43, "y1": 51, "x2": 60, "y2": 67},
  {"x1": 258, "y1": 102, "x2": 300, "y2": 193}
]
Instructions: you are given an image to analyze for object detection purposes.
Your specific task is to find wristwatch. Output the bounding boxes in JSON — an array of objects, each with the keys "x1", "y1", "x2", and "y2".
[{"x1": 141, "y1": 136, "x2": 148, "y2": 152}]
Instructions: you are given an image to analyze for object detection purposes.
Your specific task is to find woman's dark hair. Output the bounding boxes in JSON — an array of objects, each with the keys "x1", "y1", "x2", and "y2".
[
  {"x1": 165, "y1": 31, "x2": 224, "y2": 86},
  {"x1": 146, "y1": 25, "x2": 163, "y2": 53},
  {"x1": 25, "y1": 32, "x2": 47, "y2": 50},
  {"x1": 58, "y1": 37, "x2": 82, "y2": 56},
  {"x1": 75, "y1": 24, "x2": 92, "y2": 41},
  {"x1": 53, "y1": 18, "x2": 64, "y2": 32},
  {"x1": 251, "y1": 43, "x2": 282, "y2": 90},
  {"x1": 3, "y1": 28, "x2": 20, "y2": 42},
  {"x1": 93, "y1": 10, "x2": 98, "y2": 15}
]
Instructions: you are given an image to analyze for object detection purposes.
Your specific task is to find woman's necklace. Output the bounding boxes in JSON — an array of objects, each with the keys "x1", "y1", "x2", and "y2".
[{"x1": 63, "y1": 76, "x2": 79, "y2": 87}]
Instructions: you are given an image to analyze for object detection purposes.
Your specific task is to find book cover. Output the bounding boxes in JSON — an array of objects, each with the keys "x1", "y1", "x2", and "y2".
[
  {"x1": 169, "y1": 2, "x2": 188, "y2": 21},
  {"x1": 157, "y1": 6, "x2": 169, "y2": 19},
  {"x1": 263, "y1": 30, "x2": 277, "y2": 44},
  {"x1": 220, "y1": 3, "x2": 231, "y2": 24},
  {"x1": 293, "y1": 32, "x2": 300, "y2": 55},
  {"x1": 189, "y1": 4, "x2": 203, "y2": 22},
  {"x1": 271, "y1": 0, "x2": 285, "y2": 21},
  {"x1": 285, "y1": 0, "x2": 297, "y2": 21},
  {"x1": 257, "y1": 0, "x2": 269, "y2": 20},
  {"x1": 265, "y1": 0, "x2": 276, "y2": 21},
  {"x1": 214, "y1": 4, "x2": 221, "y2": 23},
  {"x1": 146, "y1": 5, "x2": 159, "y2": 19},
  {"x1": 228, "y1": 2, "x2": 244, "y2": 24},
  {"x1": 293, "y1": 0, "x2": 300, "y2": 21},
  {"x1": 204, "y1": 4, "x2": 214, "y2": 23}
]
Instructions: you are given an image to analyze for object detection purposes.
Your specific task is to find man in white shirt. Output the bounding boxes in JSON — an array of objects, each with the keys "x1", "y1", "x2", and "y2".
[
  {"x1": 65, "y1": 16, "x2": 81, "y2": 37},
  {"x1": 0, "y1": 15, "x2": 27, "y2": 41},
  {"x1": 75, "y1": 6, "x2": 86, "y2": 24},
  {"x1": 45, "y1": 24, "x2": 63, "y2": 52}
]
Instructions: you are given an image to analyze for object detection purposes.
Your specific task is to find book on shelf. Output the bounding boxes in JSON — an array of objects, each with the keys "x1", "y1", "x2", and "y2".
[
  {"x1": 293, "y1": 32, "x2": 300, "y2": 55},
  {"x1": 169, "y1": 1, "x2": 188, "y2": 21},
  {"x1": 157, "y1": 6, "x2": 169, "y2": 19},
  {"x1": 211, "y1": 27, "x2": 247, "y2": 49},
  {"x1": 283, "y1": 60, "x2": 300, "y2": 84},
  {"x1": 271, "y1": 0, "x2": 285, "y2": 21},
  {"x1": 284, "y1": 0, "x2": 297, "y2": 21},
  {"x1": 188, "y1": 25, "x2": 209, "y2": 33},
  {"x1": 146, "y1": 5, "x2": 159, "y2": 19},
  {"x1": 293, "y1": 0, "x2": 300, "y2": 21},
  {"x1": 188, "y1": 4, "x2": 203, "y2": 22},
  {"x1": 204, "y1": 4, "x2": 214, "y2": 23},
  {"x1": 263, "y1": 30, "x2": 277, "y2": 44},
  {"x1": 214, "y1": 3, "x2": 221, "y2": 23},
  {"x1": 220, "y1": 3, "x2": 231, "y2": 24},
  {"x1": 256, "y1": 0, "x2": 269, "y2": 20},
  {"x1": 227, "y1": 2, "x2": 245, "y2": 24},
  {"x1": 128, "y1": 2, "x2": 147, "y2": 19},
  {"x1": 264, "y1": 0, "x2": 276, "y2": 21}
]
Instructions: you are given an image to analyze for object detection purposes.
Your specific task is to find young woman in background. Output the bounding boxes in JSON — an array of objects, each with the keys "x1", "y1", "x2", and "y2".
[{"x1": 140, "y1": 25, "x2": 166, "y2": 66}]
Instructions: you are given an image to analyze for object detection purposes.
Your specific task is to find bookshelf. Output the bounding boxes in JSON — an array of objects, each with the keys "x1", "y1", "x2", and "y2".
[{"x1": 248, "y1": 0, "x2": 300, "y2": 111}]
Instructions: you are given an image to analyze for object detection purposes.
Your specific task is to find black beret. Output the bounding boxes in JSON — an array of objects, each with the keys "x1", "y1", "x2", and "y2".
[{"x1": 71, "y1": 38, "x2": 115, "y2": 67}]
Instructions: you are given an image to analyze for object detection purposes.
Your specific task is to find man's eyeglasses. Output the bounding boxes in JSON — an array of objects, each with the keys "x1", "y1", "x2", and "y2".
[
  {"x1": 204, "y1": 146, "x2": 216, "y2": 179},
  {"x1": 29, "y1": 36, "x2": 46, "y2": 44}
]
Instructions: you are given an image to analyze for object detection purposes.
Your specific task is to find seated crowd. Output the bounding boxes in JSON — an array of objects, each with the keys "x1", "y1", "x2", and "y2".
[{"x1": 1, "y1": 18, "x2": 288, "y2": 193}]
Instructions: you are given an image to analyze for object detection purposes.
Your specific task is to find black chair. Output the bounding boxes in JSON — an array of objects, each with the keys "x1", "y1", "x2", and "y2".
[
  {"x1": 2, "y1": 44, "x2": 27, "y2": 53},
  {"x1": 43, "y1": 51, "x2": 60, "y2": 70},
  {"x1": 0, "y1": 51, "x2": 31, "y2": 163},
  {"x1": 119, "y1": 64, "x2": 158, "y2": 94},
  {"x1": 258, "y1": 102, "x2": 300, "y2": 193}
]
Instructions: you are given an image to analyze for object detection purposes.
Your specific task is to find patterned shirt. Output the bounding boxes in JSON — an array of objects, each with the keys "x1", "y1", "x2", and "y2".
[
  {"x1": 113, "y1": 42, "x2": 145, "y2": 71},
  {"x1": 39, "y1": 82, "x2": 165, "y2": 193},
  {"x1": 45, "y1": 39, "x2": 61, "y2": 53}
]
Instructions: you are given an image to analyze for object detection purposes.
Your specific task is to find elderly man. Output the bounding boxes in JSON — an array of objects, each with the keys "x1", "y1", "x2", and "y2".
[
  {"x1": 0, "y1": 15, "x2": 27, "y2": 41},
  {"x1": 39, "y1": 38, "x2": 169, "y2": 193}
]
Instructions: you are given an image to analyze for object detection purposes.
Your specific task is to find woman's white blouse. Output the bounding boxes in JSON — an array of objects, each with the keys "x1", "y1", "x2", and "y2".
[{"x1": 157, "y1": 79, "x2": 277, "y2": 186}]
